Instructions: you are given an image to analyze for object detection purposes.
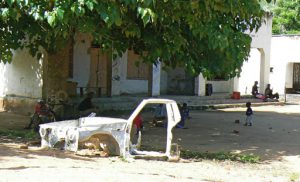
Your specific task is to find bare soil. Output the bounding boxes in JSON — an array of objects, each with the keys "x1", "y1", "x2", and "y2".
[{"x1": 1, "y1": 105, "x2": 300, "y2": 182}]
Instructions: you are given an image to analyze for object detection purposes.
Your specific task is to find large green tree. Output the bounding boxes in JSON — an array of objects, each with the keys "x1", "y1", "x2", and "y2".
[
  {"x1": 0, "y1": 0, "x2": 269, "y2": 78},
  {"x1": 272, "y1": 0, "x2": 300, "y2": 34}
]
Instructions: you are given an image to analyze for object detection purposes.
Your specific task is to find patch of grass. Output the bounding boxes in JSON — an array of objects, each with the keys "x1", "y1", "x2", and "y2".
[
  {"x1": 0, "y1": 129, "x2": 39, "y2": 140},
  {"x1": 289, "y1": 172, "x2": 300, "y2": 182},
  {"x1": 140, "y1": 145, "x2": 260, "y2": 163},
  {"x1": 181, "y1": 150, "x2": 260, "y2": 163}
]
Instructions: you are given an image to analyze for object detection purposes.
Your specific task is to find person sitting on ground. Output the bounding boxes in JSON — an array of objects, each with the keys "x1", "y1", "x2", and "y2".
[
  {"x1": 251, "y1": 81, "x2": 265, "y2": 100},
  {"x1": 25, "y1": 99, "x2": 55, "y2": 131},
  {"x1": 176, "y1": 103, "x2": 190, "y2": 129},
  {"x1": 252, "y1": 81, "x2": 259, "y2": 96},
  {"x1": 265, "y1": 84, "x2": 279, "y2": 100},
  {"x1": 78, "y1": 92, "x2": 99, "y2": 117}
]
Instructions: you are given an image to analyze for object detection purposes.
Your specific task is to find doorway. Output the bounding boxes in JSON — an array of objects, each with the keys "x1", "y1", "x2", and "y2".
[{"x1": 293, "y1": 63, "x2": 300, "y2": 91}]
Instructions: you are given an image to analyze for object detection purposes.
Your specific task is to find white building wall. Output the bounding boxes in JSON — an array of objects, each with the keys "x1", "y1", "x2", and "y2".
[
  {"x1": 270, "y1": 35, "x2": 300, "y2": 94},
  {"x1": 247, "y1": 15, "x2": 272, "y2": 94},
  {"x1": 152, "y1": 62, "x2": 161, "y2": 96},
  {"x1": 238, "y1": 49, "x2": 261, "y2": 94},
  {"x1": 207, "y1": 81, "x2": 230, "y2": 93},
  {"x1": 285, "y1": 63, "x2": 293, "y2": 88},
  {"x1": 194, "y1": 74, "x2": 206, "y2": 96},
  {"x1": 0, "y1": 49, "x2": 43, "y2": 98},
  {"x1": 111, "y1": 54, "x2": 123, "y2": 96}
]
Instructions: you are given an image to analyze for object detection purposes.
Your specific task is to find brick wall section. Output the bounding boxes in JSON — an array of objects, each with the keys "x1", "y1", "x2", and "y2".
[{"x1": 44, "y1": 42, "x2": 72, "y2": 98}]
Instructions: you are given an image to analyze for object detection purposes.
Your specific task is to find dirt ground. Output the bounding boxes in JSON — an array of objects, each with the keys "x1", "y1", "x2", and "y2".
[{"x1": 1, "y1": 105, "x2": 300, "y2": 182}]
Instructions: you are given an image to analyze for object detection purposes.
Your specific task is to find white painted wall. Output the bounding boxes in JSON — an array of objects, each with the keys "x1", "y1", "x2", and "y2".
[
  {"x1": 0, "y1": 49, "x2": 43, "y2": 98},
  {"x1": 206, "y1": 81, "x2": 230, "y2": 93},
  {"x1": 285, "y1": 63, "x2": 293, "y2": 88},
  {"x1": 152, "y1": 61, "x2": 161, "y2": 96},
  {"x1": 270, "y1": 35, "x2": 300, "y2": 94},
  {"x1": 111, "y1": 54, "x2": 122, "y2": 96},
  {"x1": 194, "y1": 74, "x2": 206, "y2": 96},
  {"x1": 248, "y1": 15, "x2": 272, "y2": 93},
  {"x1": 238, "y1": 48, "x2": 261, "y2": 94}
]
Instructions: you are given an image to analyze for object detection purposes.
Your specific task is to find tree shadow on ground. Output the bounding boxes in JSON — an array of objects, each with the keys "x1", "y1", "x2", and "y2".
[
  {"x1": 164, "y1": 110, "x2": 300, "y2": 162},
  {"x1": 2, "y1": 109, "x2": 300, "y2": 163},
  {"x1": 139, "y1": 109, "x2": 300, "y2": 162},
  {"x1": 0, "y1": 138, "x2": 95, "y2": 162}
]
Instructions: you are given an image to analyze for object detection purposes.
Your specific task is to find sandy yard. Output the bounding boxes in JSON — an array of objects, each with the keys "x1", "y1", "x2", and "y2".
[{"x1": 1, "y1": 104, "x2": 300, "y2": 182}]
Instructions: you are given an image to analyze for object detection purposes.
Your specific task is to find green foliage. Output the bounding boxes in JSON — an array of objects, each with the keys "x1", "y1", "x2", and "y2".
[
  {"x1": 0, "y1": 129, "x2": 39, "y2": 140},
  {"x1": 181, "y1": 150, "x2": 260, "y2": 163},
  {"x1": 0, "y1": 0, "x2": 269, "y2": 78},
  {"x1": 272, "y1": 0, "x2": 300, "y2": 34}
]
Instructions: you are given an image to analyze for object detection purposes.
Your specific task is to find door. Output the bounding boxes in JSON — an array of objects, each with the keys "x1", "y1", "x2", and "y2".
[
  {"x1": 89, "y1": 48, "x2": 110, "y2": 96},
  {"x1": 293, "y1": 63, "x2": 300, "y2": 91}
]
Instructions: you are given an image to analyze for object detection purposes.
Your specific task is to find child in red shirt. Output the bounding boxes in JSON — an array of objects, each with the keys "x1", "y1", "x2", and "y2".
[{"x1": 133, "y1": 114, "x2": 143, "y2": 135}]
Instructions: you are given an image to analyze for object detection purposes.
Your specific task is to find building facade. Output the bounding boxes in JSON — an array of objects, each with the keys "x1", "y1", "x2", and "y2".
[
  {"x1": 270, "y1": 35, "x2": 300, "y2": 95},
  {"x1": 0, "y1": 14, "x2": 275, "y2": 114}
]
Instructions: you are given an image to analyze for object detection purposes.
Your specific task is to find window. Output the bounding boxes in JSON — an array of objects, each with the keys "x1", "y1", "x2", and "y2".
[{"x1": 127, "y1": 50, "x2": 149, "y2": 80}]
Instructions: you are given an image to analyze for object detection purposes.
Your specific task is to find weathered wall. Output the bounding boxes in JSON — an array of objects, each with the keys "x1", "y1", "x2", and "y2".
[
  {"x1": 0, "y1": 49, "x2": 43, "y2": 114},
  {"x1": 44, "y1": 42, "x2": 72, "y2": 98},
  {"x1": 270, "y1": 35, "x2": 300, "y2": 94}
]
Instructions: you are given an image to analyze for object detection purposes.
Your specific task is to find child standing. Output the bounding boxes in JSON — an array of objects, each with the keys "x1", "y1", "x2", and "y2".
[
  {"x1": 244, "y1": 102, "x2": 253, "y2": 126},
  {"x1": 133, "y1": 114, "x2": 143, "y2": 135}
]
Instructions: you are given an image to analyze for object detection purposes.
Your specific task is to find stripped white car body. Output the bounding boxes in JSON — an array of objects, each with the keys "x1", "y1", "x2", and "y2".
[{"x1": 39, "y1": 98, "x2": 181, "y2": 159}]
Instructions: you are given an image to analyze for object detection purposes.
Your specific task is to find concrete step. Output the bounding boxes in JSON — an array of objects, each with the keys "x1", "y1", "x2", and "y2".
[
  {"x1": 74, "y1": 94, "x2": 284, "y2": 111},
  {"x1": 285, "y1": 94, "x2": 300, "y2": 104}
]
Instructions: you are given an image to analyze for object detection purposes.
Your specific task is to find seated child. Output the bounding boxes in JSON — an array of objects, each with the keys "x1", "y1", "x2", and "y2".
[{"x1": 25, "y1": 99, "x2": 55, "y2": 131}]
